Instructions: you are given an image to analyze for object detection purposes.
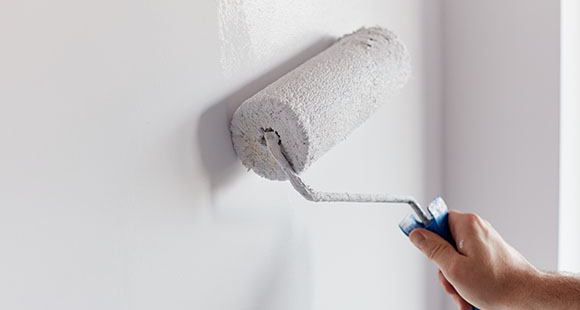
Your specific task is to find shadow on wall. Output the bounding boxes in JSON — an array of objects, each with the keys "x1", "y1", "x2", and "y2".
[{"x1": 197, "y1": 37, "x2": 334, "y2": 202}]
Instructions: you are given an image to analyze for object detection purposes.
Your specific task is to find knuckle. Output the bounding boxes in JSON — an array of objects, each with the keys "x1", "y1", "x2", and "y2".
[
  {"x1": 483, "y1": 219, "x2": 492, "y2": 228},
  {"x1": 464, "y1": 213, "x2": 483, "y2": 228}
]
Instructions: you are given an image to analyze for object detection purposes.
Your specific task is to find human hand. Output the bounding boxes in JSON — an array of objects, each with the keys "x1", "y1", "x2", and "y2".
[{"x1": 409, "y1": 211, "x2": 539, "y2": 310}]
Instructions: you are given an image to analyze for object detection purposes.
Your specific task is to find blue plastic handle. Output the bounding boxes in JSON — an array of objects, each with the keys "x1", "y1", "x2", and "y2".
[{"x1": 399, "y1": 197, "x2": 479, "y2": 310}]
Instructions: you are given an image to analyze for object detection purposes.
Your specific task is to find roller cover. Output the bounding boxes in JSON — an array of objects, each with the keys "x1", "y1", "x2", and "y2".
[{"x1": 230, "y1": 27, "x2": 411, "y2": 180}]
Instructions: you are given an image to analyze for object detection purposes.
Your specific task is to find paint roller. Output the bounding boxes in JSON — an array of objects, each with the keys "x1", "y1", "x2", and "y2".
[
  {"x1": 230, "y1": 27, "x2": 431, "y2": 223},
  {"x1": 230, "y1": 27, "x2": 477, "y2": 309}
]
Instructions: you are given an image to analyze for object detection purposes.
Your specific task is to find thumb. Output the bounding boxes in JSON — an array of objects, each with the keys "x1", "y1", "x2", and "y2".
[{"x1": 409, "y1": 229, "x2": 460, "y2": 272}]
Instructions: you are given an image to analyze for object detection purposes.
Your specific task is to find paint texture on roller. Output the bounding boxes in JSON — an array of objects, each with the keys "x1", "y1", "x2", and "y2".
[{"x1": 230, "y1": 27, "x2": 411, "y2": 180}]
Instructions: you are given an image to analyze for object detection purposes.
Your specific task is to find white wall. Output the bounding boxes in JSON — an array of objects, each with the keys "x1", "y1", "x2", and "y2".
[
  {"x1": 0, "y1": 1, "x2": 443, "y2": 309},
  {"x1": 441, "y1": 1, "x2": 561, "y2": 308},
  {"x1": 559, "y1": 0, "x2": 580, "y2": 273}
]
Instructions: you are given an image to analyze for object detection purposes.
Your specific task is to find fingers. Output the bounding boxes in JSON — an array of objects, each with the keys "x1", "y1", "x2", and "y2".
[
  {"x1": 457, "y1": 297, "x2": 472, "y2": 310},
  {"x1": 439, "y1": 270, "x2": 472, "y2": 310},
  {"x1": 409, "y1": 228, "x2": 463, "y2": 273},
  {"x1": 438, "y1": 270, "x2": 458, "y2": 295},
  {"x1": 438, "y1": 270, "x2": 456, "y2": 295}
]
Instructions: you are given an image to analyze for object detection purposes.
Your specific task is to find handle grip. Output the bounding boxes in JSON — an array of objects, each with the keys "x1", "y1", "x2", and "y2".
[{"x1": 399, "y1": 197, "x2": 479, "y2": 310}]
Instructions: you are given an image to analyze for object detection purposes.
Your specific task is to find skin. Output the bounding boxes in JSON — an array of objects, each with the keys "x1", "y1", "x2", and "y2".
[{"x1": 409, "y1": 210, "x2": 580, "y2": 310}]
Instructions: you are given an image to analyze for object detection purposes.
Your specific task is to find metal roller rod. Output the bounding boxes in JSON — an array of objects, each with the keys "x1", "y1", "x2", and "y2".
[{"x1": 264, "y1": 131, "x2": 432, "y2": 225}]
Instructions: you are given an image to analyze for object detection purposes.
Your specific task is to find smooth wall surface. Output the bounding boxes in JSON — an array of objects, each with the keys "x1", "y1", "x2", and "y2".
[
  {"x1": 0, "y1": 1, "x2": 443, "y2": 309},
  {"x1": 559, "y1": 0, "x2": 580, "y2": 273},
  {"x1": 442, "y1": 1, "x2": 561, "y2": 308}
]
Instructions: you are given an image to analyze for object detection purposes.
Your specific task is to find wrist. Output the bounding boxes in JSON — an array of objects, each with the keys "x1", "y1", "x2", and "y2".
[
  {"x1": 518, "y1": 269, "x2": 580, "y2": 310},
  {"x1": 515, "y1": 268, "x2": 545, "y2": 310},
  {"x1": 502, "y1": 267, "x2": 543, "y2": 310}
]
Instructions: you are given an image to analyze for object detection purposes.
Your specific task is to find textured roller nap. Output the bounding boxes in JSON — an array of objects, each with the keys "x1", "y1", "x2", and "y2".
[{"x1": 230, "y1": 27, "x2": 411, "y2": 180}]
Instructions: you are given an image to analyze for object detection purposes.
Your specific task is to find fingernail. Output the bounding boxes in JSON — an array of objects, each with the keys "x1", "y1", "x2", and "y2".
[{"x1": 410, "y1": 231, "x2": 426, "y2": 249}]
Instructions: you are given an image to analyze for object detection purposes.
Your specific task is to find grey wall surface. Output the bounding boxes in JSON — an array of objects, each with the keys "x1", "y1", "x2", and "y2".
[
  {"x1": 0, "y1": 1, "x2": 443, "y2": 309},
  {"x1": 0, "y1": 1, "x2": 567, "y2": 309},
  {"x1": 441, "y1": 1, "x2": 561, "y2": 308}
]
